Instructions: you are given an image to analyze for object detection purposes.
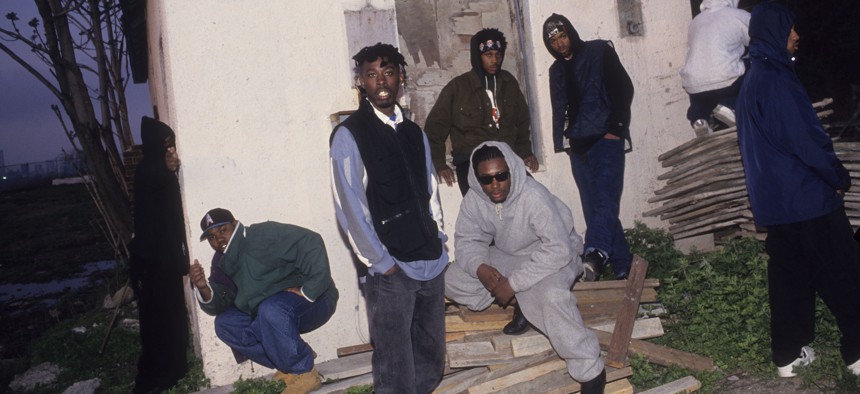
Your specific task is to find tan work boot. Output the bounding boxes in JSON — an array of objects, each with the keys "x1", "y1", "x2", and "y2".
[{"x1": 273, "y1": 368, "x2": 322, "y2": 394}]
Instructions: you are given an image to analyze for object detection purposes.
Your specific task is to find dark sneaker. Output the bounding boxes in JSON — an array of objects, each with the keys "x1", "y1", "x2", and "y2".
[
  {"x1": 579, "y1": 368, "x2": 606, "y2": 394},
  {"x1": 503, "y1": 305, "x2": 530, "y2": 335},
  {"x1": 580, "y1": 250, "x2": 608, "y2": 282}
]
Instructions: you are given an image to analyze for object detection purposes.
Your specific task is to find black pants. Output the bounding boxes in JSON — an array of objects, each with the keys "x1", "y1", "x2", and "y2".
[
  {"x1": 765, "y1": 207, "x2": 860, "y2": 366},
  {"x1": 134, "y1": 274, "x2": 189, "y2": 393},
  {"x1": 685, "y1": 76, "x2": 744, "y2": 125}
]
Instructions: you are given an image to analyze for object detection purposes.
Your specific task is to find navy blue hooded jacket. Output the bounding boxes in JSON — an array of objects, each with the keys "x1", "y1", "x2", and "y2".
[
  {"x1": 542, "y1": 14, "x2": 633, "y2": 153},
  {"x1": 737, "y1": 3, "x2": 850, "y2": 227}
]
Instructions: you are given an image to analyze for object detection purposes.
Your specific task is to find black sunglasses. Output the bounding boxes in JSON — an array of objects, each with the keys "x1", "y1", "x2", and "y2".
[{"x1": 476, "y1": 171, "x2": 510, "y2": 185}]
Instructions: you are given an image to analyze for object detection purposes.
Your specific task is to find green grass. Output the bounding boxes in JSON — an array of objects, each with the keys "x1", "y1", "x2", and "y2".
[{"x1": 626, "y1": 222, "x2": 860, "y2": 393}]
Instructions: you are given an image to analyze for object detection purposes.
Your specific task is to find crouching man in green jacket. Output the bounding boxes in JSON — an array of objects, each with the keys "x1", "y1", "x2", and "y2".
[{"x1": 189, "y1": 208, "x2": 338, "y2": 393}]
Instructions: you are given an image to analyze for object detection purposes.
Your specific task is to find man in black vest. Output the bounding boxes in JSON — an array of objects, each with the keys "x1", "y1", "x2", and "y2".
[{"x1": 329, "y1": 43, "x2": 449, "y2": 394}]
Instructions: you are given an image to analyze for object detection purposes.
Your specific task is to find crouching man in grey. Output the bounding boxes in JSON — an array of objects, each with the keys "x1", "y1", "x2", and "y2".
[{"x1": 445, "y1": 141, "x2": 606, "y2": 393}]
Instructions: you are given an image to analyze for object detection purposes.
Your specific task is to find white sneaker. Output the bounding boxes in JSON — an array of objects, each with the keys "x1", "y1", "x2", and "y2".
[
  {"x1": 713, "y1": 104, "x2": 736, "y2": 127},
  {"x1": 849, "y1": 358, "x2": 860, "y2": 376},
  {"x1": 692, "y1": 119, "x2": 712, "y2": 136},
  {"x1": 776, "y1": 346, "x2": 816, "y2": 378}
]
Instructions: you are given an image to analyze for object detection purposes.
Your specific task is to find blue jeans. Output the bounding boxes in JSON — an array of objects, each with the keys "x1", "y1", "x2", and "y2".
[
  {"x1": 364, "y1": 268, "x2": 446, "y2": 394},
  {"x1": 214, "y1": 290, "x2": 335, "y2": 373},
  {"x1": 570, "y1": 138, "x2": 632, "y2": 276}
]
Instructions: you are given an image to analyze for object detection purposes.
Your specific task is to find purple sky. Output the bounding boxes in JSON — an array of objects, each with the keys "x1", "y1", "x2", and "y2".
[{"x1": 0, "y1": 2, "x2": 151, "y2": 166}]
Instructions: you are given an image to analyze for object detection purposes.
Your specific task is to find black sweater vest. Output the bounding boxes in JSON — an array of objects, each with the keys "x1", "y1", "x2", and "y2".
[{"x1": 333, "y1": 100, "x2": 442, "y2": 262}]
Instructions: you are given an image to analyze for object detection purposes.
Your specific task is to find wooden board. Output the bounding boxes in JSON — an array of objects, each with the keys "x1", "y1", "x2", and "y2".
[
  {"x1": 467, "y1": 359, "x2": 567, "y2": 394},
  {"x1": 575, "y1": 287, "x2": 658, "y2": 305},
  {"x1": 447, "y1": 341, "x2": 513, "y2": 368},
  {"x1": 314, "y1": 372, "x2": 373, "y2": 394},
  {"x1": 316, "y1": 351, "x2": 373, "y2": 381},
  {"x1": 594, "y1": 330, "x2": 715, "y2": 372},
  {"x1": 638, "y1": 376, "x2": 702, "y2": 394},
  {"x1": 605, "y1": 256, "x2": 648, "y2": 368},
  {"x1": 446, "y1": 314, "x2": 509, "y2": 332},
  {"x1": 527, "y1": 366, "x2": 634, "y2": 394},
  {"x1": 433, "y1": 367, "x2": 489, "y2": 394},
  {"x1": 460, "y1": 305, "x2": 514, "y2": 322},
  {"x1": 590, "y1": 317, "x2": 664, "y2": 340}
]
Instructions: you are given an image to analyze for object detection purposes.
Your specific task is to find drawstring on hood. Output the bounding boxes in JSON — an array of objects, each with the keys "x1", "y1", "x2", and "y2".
[
  {"x1": 542, "y1": 13, "x2": 584, "y2": 61},
  {"x1": 748, "y1": 2, "x2": 796, "y2": 67}
]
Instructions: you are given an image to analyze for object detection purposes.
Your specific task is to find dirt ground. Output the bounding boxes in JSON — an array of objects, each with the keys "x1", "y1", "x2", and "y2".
[{"x1": 709, "y1": 373, "x2": 830, "y2": 394}]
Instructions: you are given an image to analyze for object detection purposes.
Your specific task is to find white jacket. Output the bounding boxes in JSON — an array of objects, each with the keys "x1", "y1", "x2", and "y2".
[{"x1": 680, "y1": 0, "x2": 750, "y2": 94}]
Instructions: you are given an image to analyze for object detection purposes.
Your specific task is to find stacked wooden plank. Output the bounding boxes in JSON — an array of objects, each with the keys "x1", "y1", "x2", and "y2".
[
  {"x1": 646, "y1": 99, "x2": 860, "y2": 244},
  {"x1": 313, "y1": 257, "x2": 713, "y2": 393}
]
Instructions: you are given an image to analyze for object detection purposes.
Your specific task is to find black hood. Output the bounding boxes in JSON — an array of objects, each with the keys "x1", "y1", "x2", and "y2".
[
  {"x1": 140, "y1": 116, "x2": 175, "y2": 158},
  {"x1": 470, "y1": 28, "x2": 507, "y2": 78},
  {"x1": 542, "y1": 13, "x2": 584, "y2": 60}
]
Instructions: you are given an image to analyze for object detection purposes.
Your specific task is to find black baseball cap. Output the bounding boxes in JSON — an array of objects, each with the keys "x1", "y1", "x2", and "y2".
[{"x1": 199, "y1": 208, "x2": 235, "y2": 241}]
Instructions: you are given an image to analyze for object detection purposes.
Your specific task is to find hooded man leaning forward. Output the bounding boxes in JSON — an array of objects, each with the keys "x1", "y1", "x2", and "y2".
[
  {"x1": 189, "y1": 208, "x2": 338, "y2": 394},
  {"x1": 444, "y1": 141, "x2": 606, "y2": 393}
]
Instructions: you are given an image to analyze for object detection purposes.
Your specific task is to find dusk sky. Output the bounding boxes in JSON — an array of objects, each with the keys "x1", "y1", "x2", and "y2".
[{"x1": 0, "y1": 2, "x2": 151, "y2": 167}]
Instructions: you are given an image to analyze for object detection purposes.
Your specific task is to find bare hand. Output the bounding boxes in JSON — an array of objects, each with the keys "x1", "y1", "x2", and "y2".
[
  {"x1": 286, "y1": 287, "x2": 303, "y2": 297},
  {"x1": 383, "y1": 265, "x2": 399, "y2": 276},
  {"x1": 165, "y1": 147, "x2": 181, "y2": 172},
  {"x1": 476, "y1": 264, "x2": 503, "y2": 293},
  {"x1": 436, "y1": 166, "x2": 456, "y2": 186},
  {"x1": 603, "y1": 132, "x2": 621, "y2": 140},
  {"x1": 189, "y1": 259, "x2": 212, "y2": 302},
  {"x1": 491, "y1": 277, "x2": 516, "y2": 307},
  {"x1": 522, "y1": 154, "x2": 538, "y2": 172},
  {"x1": 189, "y1": 260, "x2": 208, "y2": 289}
]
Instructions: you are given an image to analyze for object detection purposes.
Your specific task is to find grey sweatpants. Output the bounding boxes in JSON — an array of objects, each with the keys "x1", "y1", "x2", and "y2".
[{"x1": 445, "y1": 256, "x2": 604, "y2": 382}]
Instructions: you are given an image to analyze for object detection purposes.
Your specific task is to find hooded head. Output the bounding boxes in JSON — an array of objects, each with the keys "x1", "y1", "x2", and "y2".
[
  {"x1": 140, "y1": 116, "x2": 175, "y2": 158},
  {"x1": 748, "y1": 2, "x2": 796, "y2": 66},
  {"x1": 542, "y1": 13, "x2": 583, "y2": 60},
  {"x1": 468, "y1": 141, "x2": 527, "y2": 206},
  {"x1": 699, "y1": 0, "x2": 740, "y2": 12},
  {"x1": 470, "y1": 28, "x2": 507, "y2": 77}
]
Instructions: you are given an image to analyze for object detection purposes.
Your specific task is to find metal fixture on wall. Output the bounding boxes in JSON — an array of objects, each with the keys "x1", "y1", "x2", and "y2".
[{"x1": 617, "y1": 0, "x2": 644, "y2": 37}]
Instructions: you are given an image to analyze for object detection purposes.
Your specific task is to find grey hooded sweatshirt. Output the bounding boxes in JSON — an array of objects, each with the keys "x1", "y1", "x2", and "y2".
[{"x1": 455, "y1": 141, "x2": 584, "y2": 292}]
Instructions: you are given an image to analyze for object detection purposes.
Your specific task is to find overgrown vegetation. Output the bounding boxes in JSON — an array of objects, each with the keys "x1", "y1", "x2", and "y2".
[
  {"x1": 0, "y1": 184, "x2": 208, "y2": 393},
  {"x1": 228, "y1": 376, "x2": 284, "y2": 394},
  {"x1": 626, "y1": 222, "x2": 859, "y2": 393}
]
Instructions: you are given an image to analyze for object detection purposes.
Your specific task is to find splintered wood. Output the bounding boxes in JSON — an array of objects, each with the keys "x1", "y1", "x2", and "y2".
[
  {"x1": 646, "y1": 99, "x2": 859, "y2": 245},
  {"x1": 318, "y1": 255, "x2": 710, "y2": 393}
]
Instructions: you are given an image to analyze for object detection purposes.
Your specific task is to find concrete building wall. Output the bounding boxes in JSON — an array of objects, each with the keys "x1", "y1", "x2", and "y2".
[{"x1": 145, "y1": 0, "x2": 691, "y2": 386}]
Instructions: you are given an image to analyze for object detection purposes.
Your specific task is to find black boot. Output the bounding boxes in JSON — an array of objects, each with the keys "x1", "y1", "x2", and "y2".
[
  {"x1": 502, "y1": 305, "x2": 529, "y2": 335},
  {"x1": 579, "y1": 369, "x2": 606, "y2": 394}
]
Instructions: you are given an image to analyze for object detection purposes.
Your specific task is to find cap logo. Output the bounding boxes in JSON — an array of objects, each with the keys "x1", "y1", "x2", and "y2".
[
  {"x1": 205, "y1": 213, "x2": 214, "y2": 227},
  {"x1": 545, "y1": 20, "x2": 566, "y2": 39}
]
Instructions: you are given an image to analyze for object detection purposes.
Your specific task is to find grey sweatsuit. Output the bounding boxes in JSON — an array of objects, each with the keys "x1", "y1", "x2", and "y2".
[{"x1": 445, "y1": 141, "x2": 604, "y2": 382}]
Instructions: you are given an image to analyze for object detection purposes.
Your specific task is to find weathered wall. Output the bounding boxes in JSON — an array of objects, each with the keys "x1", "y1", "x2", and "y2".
[{"x1": 145, "y1": 0, "x2": 691, "y2": 386}]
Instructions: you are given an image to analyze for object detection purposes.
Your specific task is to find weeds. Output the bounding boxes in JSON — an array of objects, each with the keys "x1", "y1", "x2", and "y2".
[{"x1": 626, "y1": 222, "x2": 859, "y2": 392}]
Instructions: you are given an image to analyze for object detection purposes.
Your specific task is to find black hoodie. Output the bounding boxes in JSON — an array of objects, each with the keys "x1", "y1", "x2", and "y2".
[
  {"x1": 131, "y1": 116, "x2": 189, "y2": 281},
  {"x1": 542, "y1": 14, "x2": 634, "y2": 152}
]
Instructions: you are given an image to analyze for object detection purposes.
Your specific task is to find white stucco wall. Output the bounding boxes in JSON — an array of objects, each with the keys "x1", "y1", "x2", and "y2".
[{"x1": 146, "y1": 0, "x2": 691, "y2": 387}]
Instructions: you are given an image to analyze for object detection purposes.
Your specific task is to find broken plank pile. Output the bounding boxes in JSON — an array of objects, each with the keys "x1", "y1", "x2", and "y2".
[
  {"x1": 645, "y1": 99, "x2": 859, "y2": 244},
  {"x1": 314, "y1": 256, "x2": 714, "y2": 393}
]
